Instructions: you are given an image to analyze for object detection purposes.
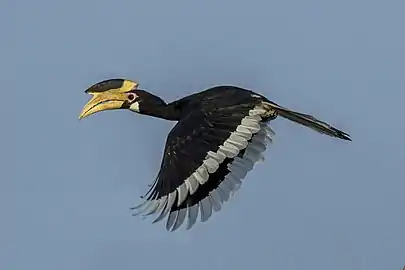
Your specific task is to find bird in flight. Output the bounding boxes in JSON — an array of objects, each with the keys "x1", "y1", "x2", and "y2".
[{"x1": 79, "y1": 78, "x2": 351, "y2": 231}]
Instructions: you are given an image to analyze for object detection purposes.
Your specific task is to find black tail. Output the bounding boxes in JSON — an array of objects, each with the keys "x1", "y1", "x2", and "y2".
[{"x1": 263, "y1": 101, "x2": 351, "y2": 141}]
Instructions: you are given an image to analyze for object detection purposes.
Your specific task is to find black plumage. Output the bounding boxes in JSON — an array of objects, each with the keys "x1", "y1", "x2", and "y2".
[{"x1": 80, "y1": 79, "x2": 351, "y2": 231}]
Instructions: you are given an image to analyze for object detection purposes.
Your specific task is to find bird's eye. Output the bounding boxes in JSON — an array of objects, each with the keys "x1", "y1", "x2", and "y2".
[{"x1": 127, "y1": 93, "x2": 136, "y2": 102}]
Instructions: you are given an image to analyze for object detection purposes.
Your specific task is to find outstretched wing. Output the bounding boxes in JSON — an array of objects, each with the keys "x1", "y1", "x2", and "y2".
[{"x1": 131, "y1": 103, "x2": 275, "y2": 231}]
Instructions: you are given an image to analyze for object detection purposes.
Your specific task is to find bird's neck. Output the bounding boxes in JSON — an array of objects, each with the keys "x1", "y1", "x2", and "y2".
[{"x1": 139, "y1": 100, "x2": 182, "y2": 121}]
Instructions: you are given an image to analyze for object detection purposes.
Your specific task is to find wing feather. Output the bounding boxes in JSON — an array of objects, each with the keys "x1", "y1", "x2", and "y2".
[{"x1": 132, "y1": 99, "x2": 275, "y2": 230}]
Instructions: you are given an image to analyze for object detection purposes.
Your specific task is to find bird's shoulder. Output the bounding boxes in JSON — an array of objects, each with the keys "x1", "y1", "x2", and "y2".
[{"x1": 165, "y1": 110, "x2": 208, "y2": 149}]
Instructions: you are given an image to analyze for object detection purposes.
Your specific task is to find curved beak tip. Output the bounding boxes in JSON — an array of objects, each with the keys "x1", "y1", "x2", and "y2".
[{"x1": 78, "y1": 92, "x2": 126, "y2": 120}]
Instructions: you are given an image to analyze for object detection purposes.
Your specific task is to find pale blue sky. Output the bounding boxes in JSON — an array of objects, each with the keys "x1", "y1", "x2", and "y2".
[{"x1": 5, "y1": 0, "x2": 405, "y2": 269}]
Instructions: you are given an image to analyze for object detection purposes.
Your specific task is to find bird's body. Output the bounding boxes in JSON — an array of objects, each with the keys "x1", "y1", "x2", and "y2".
[
  {"x1": 79, "y1": 79, "x2": 351, "y2": 231},
  {"x1": 128, "y1": 85, "x2": 269, "y2": 120}
]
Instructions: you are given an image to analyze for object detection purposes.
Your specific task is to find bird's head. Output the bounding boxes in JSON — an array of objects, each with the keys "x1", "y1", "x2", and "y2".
[{"x1": 79, "y1": 78, "x2": 144, "y2": 119}]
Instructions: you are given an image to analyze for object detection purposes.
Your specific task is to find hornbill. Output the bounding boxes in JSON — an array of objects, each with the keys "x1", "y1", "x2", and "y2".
[{"x1": 79, "y1": 79, "x2": 351, "y2": 231}]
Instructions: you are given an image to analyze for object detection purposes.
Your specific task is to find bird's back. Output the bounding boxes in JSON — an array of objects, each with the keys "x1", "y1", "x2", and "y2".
[{"x1": 169, "y1": 86, "x2": 268, "y2": 117}]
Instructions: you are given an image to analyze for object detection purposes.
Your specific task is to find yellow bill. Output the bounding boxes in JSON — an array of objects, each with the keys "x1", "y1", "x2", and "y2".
[{"x1": 79, "y1": 91, "x2": 128, "y2": 120}]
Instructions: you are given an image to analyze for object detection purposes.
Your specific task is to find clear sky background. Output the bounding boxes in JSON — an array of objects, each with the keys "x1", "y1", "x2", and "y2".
[{"x1": 4, "y1": 0, "x2": 405, "y2": 269}]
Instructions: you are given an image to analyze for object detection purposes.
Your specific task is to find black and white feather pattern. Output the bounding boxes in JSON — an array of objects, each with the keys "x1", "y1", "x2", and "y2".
[
  {"x1": 131, "y1": 102, "x2": 276, "y2": 231},
  {"x1": 81, "y1": 81, "x2": 350, "y2": 231}
]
